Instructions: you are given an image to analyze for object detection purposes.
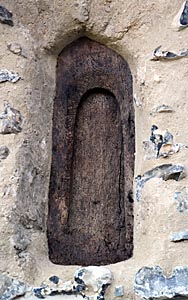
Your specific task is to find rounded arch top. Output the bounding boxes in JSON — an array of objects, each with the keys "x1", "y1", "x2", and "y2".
[
  {"x1": 56, "y1": 37, "x2": 133, "y2": 116},
  {"x1": 48, "y1": 36, "x2": 135, "y2": 265},
  {"x1": 44, "y1": 28, "x2": 137, "y2": 76}
]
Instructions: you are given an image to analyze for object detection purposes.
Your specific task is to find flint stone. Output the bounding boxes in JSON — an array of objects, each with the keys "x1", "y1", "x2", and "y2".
[
  {"x1": 33, "y1": 280, "x2": 75, "y2": 298},
  {"x1": 143, "y1": 140, "x2": 156, "y2": 160},
  {"x1": 151, "y1": 105, "x2": 174, "y2": 114},
  {"x1": 159, "y1": 143, "x2": 180, "y2": 158},
  {"x1": 0, "y1": 271, "x2": 112, "y2": 300},
  {"x1": 0, "y1": 70, "x2": 20, "y2": 83},
  {"x1": 114, "y1": 286, "x2": 124, "y2": 297},
  {"x1": 0, "y1": 275, "x2": 27, "y2": 300},
  {"x1": 180, "y1": 1, "x2": 188, "y2": 26},
  {"x1": 74, "y1": 266, "x2": 113, "y2": 293},
  {"x1": 7, "y1": 43, "x2": 22, "y2": 55},
  {"x1": 170, "y1": 230, "x2": 188, "y2": 242},
  {"x1": 174, "y1": 189, "x2": 188, "y2": 213},
  {"x1": 148, "y1": 125, "x2": 179, "y2": 159},
  {"x1": 172, "y1": 1, "x2": 188, "y2": 31},
  {"x1": 49, "y1": 276, "x2": 59, "y2": 285},
  {"x1": 134, "y1": 93, "x2": 142, "y2": 107},
  {"x1": 135, "y1": 164, "x2": 185, "y2": 202},
  {"x1": 0, "y1": 5, "x2": 13, "y2": 26},
  {"x1": 151, "y1": 46, "x2": 188, "y2": 61},
  {"x1": 0, "y1": 103, "x2": 23, "y2": 134},
  {"x1": 32, "y1": 270, "x2": 110, "y2": 299},
  {"x1": 33, "y1": 275, "x2": 83, "y2": 298},
  {"x1": 134, "y1": 266, "x2": 188, "y2": 299},
  {"x1": 33, "y1": 286, "x2": 72, "y2": 298},
  {"x1": 162, "y1": 164, "x2": 185, "y2": 181},
  {"x1": 12, "y1": 225, "x2": 31, "y2": 252},
  {"x1": 0, "y1": 146, "x2": 9, "y2": 160}
]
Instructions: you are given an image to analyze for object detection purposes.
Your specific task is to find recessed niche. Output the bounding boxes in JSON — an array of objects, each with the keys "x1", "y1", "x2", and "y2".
[{"x1": 47, "y1": 37, "x2": 135, "y2": 265}]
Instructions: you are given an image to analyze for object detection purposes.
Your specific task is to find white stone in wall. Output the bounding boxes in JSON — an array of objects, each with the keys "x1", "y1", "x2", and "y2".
[
  {"x1": 0, "y1": 70, "x2": 20, "y2": 83},
  {"x1": 74, "y1": 266, "x2": 113, "y2": 293}
]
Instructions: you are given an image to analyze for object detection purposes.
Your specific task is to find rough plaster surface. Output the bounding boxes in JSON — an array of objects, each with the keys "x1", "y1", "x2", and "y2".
[{"x1": 0, "y1": 1, "x2": 188, "y2": 299}]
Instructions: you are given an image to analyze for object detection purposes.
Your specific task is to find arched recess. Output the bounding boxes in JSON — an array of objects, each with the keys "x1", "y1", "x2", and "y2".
[{"x1": 47, "y1": 37, "x2": 135, "y2": 265}]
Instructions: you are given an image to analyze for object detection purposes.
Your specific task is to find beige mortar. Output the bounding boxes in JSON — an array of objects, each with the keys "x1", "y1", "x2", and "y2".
[{"x1": 0, "y1": 0, "x2": 188, "y2": 299}]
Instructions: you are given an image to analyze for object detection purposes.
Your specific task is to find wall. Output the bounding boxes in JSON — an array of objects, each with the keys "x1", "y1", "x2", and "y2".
[{"x1": 1, "y1": 1, "x2": 188, "y2": 299}]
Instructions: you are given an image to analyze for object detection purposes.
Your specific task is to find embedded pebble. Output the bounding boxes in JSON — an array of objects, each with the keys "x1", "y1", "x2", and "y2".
[
  {"x1": 0, "y1": 102, "x2": 23, "y2": 134},
  {"x1": 7, "y1": 43, "x2": 22, "y2": 55},
  {"x1": 0, "y1": 70, "x2": 20, "y2": 83},
  {"x1": 0, "y1": 5, "x2": 13, "y2": 26},
  {"x1": 151, "y1": 46, "x2": 188, "y2": 61},
  {"x1": 74, "y1": 266, "x2": 113, "y2": 293},
  {"x1": 174, "y1": 189, "x2": 188, "y2": 213},
  {"x1": 114, "y1": 286, "x2": 124, "y2": 297},
  {"x1": 151, "y1": 105, "x2": 174, "y2": 114},
  {"x1": 135, "y1": 266, "x2": 188, "y2": 299},
  {"x1": 136, "y1": 164, "x2": 185, "y2": 202},
  {"x1": 0, "y1": 146, "x2": 9, "y2": 160},
  {"x1": 144, "y1": 125, "x2": 180, "y2": 159},
  {"x1": 170, "y1": 230, "x2": 188, "y2": 242}
]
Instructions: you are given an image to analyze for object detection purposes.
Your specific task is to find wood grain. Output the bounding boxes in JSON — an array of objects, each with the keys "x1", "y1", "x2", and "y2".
[{"x1": 47, "y1": 37, "x2": 134, "y2": 265}]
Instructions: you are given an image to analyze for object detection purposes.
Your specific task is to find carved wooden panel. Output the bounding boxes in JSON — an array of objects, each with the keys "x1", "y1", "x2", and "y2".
[{"x1": 47, "y1": 37, "x2": 134, "y2": 265}]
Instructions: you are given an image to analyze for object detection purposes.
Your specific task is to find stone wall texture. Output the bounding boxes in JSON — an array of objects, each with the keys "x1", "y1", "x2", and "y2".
[{"x1": 1, "y1": 1, "x2": 188, "y2": 299}]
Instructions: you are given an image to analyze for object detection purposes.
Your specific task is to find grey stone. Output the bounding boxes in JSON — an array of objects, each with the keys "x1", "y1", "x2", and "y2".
[
  {"x1": 162, "y1": 164, "x2": 185, "y2": 181},
  {"x1": 72, "y1": 0, "x2": 91, "y2": 22},
  {"x1": 145, "y1": 125, "x2": 180, "y2": 159},
  {"x1": 172, "y1": 1, "x2": 188, "y2": 31},
  {"x1": 0, "y1": 70, "x2": 20, "y2": 83},
  {"x1": 74, "y1": 266, "x2": 112, "y2": 293},
  {"x1": 134, "y1": 266, "x2": 188, "y2": 300},
  {"x1": 135, "y1": 175, "x2": 151, "y2": 202},
  {"x1": 161, "y1": 143, "x2": 180, "y2": 158},
  {"x1": 151, "y1": 45, "x2": 188, "y2": 61},
  {"x1": 174, "y1": 189, "x2": 188, "y2": 213},
  {"x1": 7, "y1": 43, "x2": 22, "y2": 56},
  {"x1": 0, "y1": 103, "x2": 23, "y2": 134},
  {"x1": 7, "y1": 43, "x2": 28, "y2": 58},
  {"x1": 163, "y1": 130, "x2": 173, "y2": 144},
  {"x1": 0, "y1": 276, "x2": 12, "y2": 298},
  {"x1": 0, "y1": 270, "x2": 112, "y2": 300},
  {"x1": 12, "y1": 225, "x2": 31, "y2": 253},
  {"x1": 49, "y1": 276, "x2": 60, "y2": 285},
  {"x1": 32, "y1": 267, "x2": 112, "y2": 298},
  {"x1": 0, "y1": 5, "x2": 13, "y2": 26},
  {"x1": 33, "y1": 278, "x2": 79, "y2": 298},
  {"x1": 114, "y1": 286, "x2": 124, "y2": 297},
  {"x1": 150, "y1": 125, "x2": 167, "y2": 157},
  {"x1": 0, "y1": 275, "x2": 27, "y2": 300},
  {"x1": 134, "y1": 93, "x2": 142, "y2": 107},
  {"x1": 170, "y1": 230, "x2": 188, "y2": 242},
  {"x1": 180, "y1": 1, "x2": 188, "y2": 27},
  {"x1": 135, "y1": 164, "x2": 185, "y2": 202},
  {"x1": 10, "y1": 150, "x2": 46, "y2": 235},
  {"x1": 143, "y1": 140, "x2": 156, "y2": 160},
  {"x1": 151, "y1": 105, "x2": 174, "y2": 114},
  {"x1": 0, "y1": 146, "x2": 9, "y2": 160}
]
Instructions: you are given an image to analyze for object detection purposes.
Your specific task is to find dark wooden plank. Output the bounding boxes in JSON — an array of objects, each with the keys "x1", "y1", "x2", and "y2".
[{"x1": 47, "y1": 37, "x2": 134, "y2": 265}]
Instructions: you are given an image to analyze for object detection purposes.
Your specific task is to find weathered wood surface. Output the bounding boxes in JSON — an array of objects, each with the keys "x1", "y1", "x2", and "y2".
[{"x1": 47, "y1": 37, "x2": 134, "y2": 265}]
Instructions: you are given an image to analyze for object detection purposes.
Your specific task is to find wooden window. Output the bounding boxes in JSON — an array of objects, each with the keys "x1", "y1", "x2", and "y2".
[{"x1": 47, "y1": 38, "x2": 135, "y2": 265}]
